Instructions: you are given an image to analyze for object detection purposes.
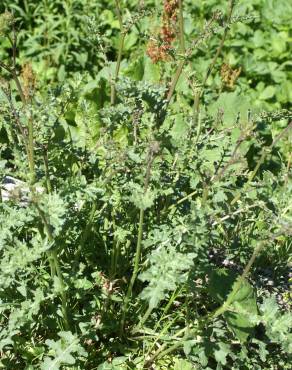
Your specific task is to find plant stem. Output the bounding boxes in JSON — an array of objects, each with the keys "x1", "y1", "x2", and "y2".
[
  {"x1": 178, "y1": 0, "x2": 185, "y2": 54},
  {"x1": 43, "y1": 146, "x2": 52, "y2": 193},
  {"x1": 203, "y1": 0, "x2": 235, "y2": 89},
  {"x1": 121, "y1": 207, "x2": 145, "y2": 332},
  {"x1": 27, "y1": 114, "x2": 35, "y2": 184},
  {"x1": 165, "y1": 12, "x2": 218, "y2": 108},
  {"x1": 111, "y1": 0, "x2": 125, "y2": 105},
  {"x1": 33, "y1": 200, "x2": 70, "y2": 330},
  {"x1": 285, "y1": 152, "x2": 292, "y2": 186},
  {"x1": 110, "y1": 239, "x2": 121, "y2": 278},
  {"x1": 133, "y1": 287, "x2": 182, "y2": 335},
  {"x1": 0, "y1": 25, "x2": 70, "y2": 331},
  {"x1": 132, "y1": 295, "x2": 152, "y2": 334},
  {"x1": 12, "y1": 71, "x2": 26, "y2": 105},
  {"x1": 166, "y1": 60, "x2": 185, "y2": 104},
  {"x1": 74, "y1": 202, "x2": 97, "y2": 264},
  {"x1": 120, "y1": 144, "x2": 158, "y2": 332}
]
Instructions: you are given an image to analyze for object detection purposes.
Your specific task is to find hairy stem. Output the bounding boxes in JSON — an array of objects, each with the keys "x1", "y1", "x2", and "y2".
[
  {"x1": 73, "y1": 202, "x2": 97, "y2": 271},
  {"x1": 121, "y1": 208, "x2": 145, "y2": 329},
  {"x1": 27, "y1": 114, "x2": 36, "y2": 184},
  {"x1": 43, "y1": 146, "x2": 52, "y2": 193},
  {"x1": 12, "y1": 71, "x2": 26, "y2": 105},
  {"x1": 203, "y1": 0, "x2": 235, "y2": 89},
  {"x1": 120, "y1": 144, "x2": 158, "y2": 332},
  {"x1": 166, "y1": 60, "x2": 185, "y2": 103}
]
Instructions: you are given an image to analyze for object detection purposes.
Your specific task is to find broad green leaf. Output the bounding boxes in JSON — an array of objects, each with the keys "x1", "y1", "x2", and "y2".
[
  {"x1": 208, "y1": 268, "x2": 237, "y2": 303},
  {"x1": 214, "y1": 342, "x2": 230, "y2": 365},
  {"x1": 123, "y1": 32, "x2": 138, "y2": 51},
  {"x1": 208, "y1": 92, "x2": 251, "y2": 126},
  {"x1": 208, "y1": 269, "x2": 258, "y2": 342},
  {"x1": 259, "y1": 86, "x2": 276, "y2": 100},
  {"x1": 124, "y1": 56, "x2": 144, "y2": 80},
  {"x1": 226, "y1": 277, "x2": 258, "y2": 342},
  {"x1": 224, "y1": 310, "x2": 255, "y2": 342},
  {"x1": 143, "y1": 56, "x2": 161, "y2": 83},
  {"x1": 170, "y1": 114, "x2": 188, "y2": 142},
  {"x1": 113, "y1": 126, "x2": 128, "y2": 148}
]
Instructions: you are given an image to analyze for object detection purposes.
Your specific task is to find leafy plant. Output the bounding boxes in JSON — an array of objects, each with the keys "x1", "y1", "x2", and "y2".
[{"x1": 0, "y1": 1, "x2": 291, "y2": 369}]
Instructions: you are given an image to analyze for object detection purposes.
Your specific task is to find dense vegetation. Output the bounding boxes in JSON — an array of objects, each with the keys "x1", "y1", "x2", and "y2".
[{"x1": 0, "y1": 0, "x2": 291, "y2": 369}]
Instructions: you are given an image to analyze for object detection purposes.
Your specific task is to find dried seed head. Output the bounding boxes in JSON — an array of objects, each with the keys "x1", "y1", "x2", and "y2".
[
  {"x1": 21, "y1": 63, "x2": 36, "y2": 101},
  {"x1": 146, "y1": 0, "x2": 178, "y2": 63},
  {"x1": 164, "y1": 0, "x2": 178, "y2": 17},
  {"x1": 150, "y1": 140, "x2": 160, "y2": 154},
  {"x1": 146, "y1": 40, "x2": 169, "y2": 63},
  {"x1": 220, "y1": 63, "x2": 242, "y2": 89},
  {"x1": 0, "y1": 12, "x2": 14, "y2": 36}
]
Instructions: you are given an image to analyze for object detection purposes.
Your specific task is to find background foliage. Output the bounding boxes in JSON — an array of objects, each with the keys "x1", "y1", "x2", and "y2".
[{"x1": 0, "y1": 0, "x2": 291, "y2": 369}]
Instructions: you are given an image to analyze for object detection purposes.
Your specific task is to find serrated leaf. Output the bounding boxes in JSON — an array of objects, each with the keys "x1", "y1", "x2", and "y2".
[
  {"x1": 40, "y1": 331, "x2": 86, "y2": 370},
  {"x1": 139, "y1": 245, "x2": 196, "y2": 308},
  {"x1": 224, "y1": 310, "x2": 255, "y2": 342}
]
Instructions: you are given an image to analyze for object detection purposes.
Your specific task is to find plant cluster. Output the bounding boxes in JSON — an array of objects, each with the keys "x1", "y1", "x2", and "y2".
[{"x1": 0, "y1": 1, "x2": 291, "y2": 369}]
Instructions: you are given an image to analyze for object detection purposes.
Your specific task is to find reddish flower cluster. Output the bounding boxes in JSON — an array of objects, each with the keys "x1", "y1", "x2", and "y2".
[{"x1": 146, "y1": 0, "x2": 178, "y2": 63}]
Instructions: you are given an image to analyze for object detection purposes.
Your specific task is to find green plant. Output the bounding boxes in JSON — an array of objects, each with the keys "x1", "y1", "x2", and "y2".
[{"x1": 0, "y1": 1, "x2": 291, "y2": 369}]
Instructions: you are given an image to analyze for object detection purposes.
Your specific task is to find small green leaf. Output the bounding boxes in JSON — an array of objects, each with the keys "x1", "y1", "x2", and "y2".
[
  {"x1": 174, "y1": 358, "x2": 194, "y2": 370},
  {"x1": 259, "y1": 86, "x2": 276, "y2": 100},
  {"x1": 214, "y1": 342, "x2": 230, "y2": 365}
]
